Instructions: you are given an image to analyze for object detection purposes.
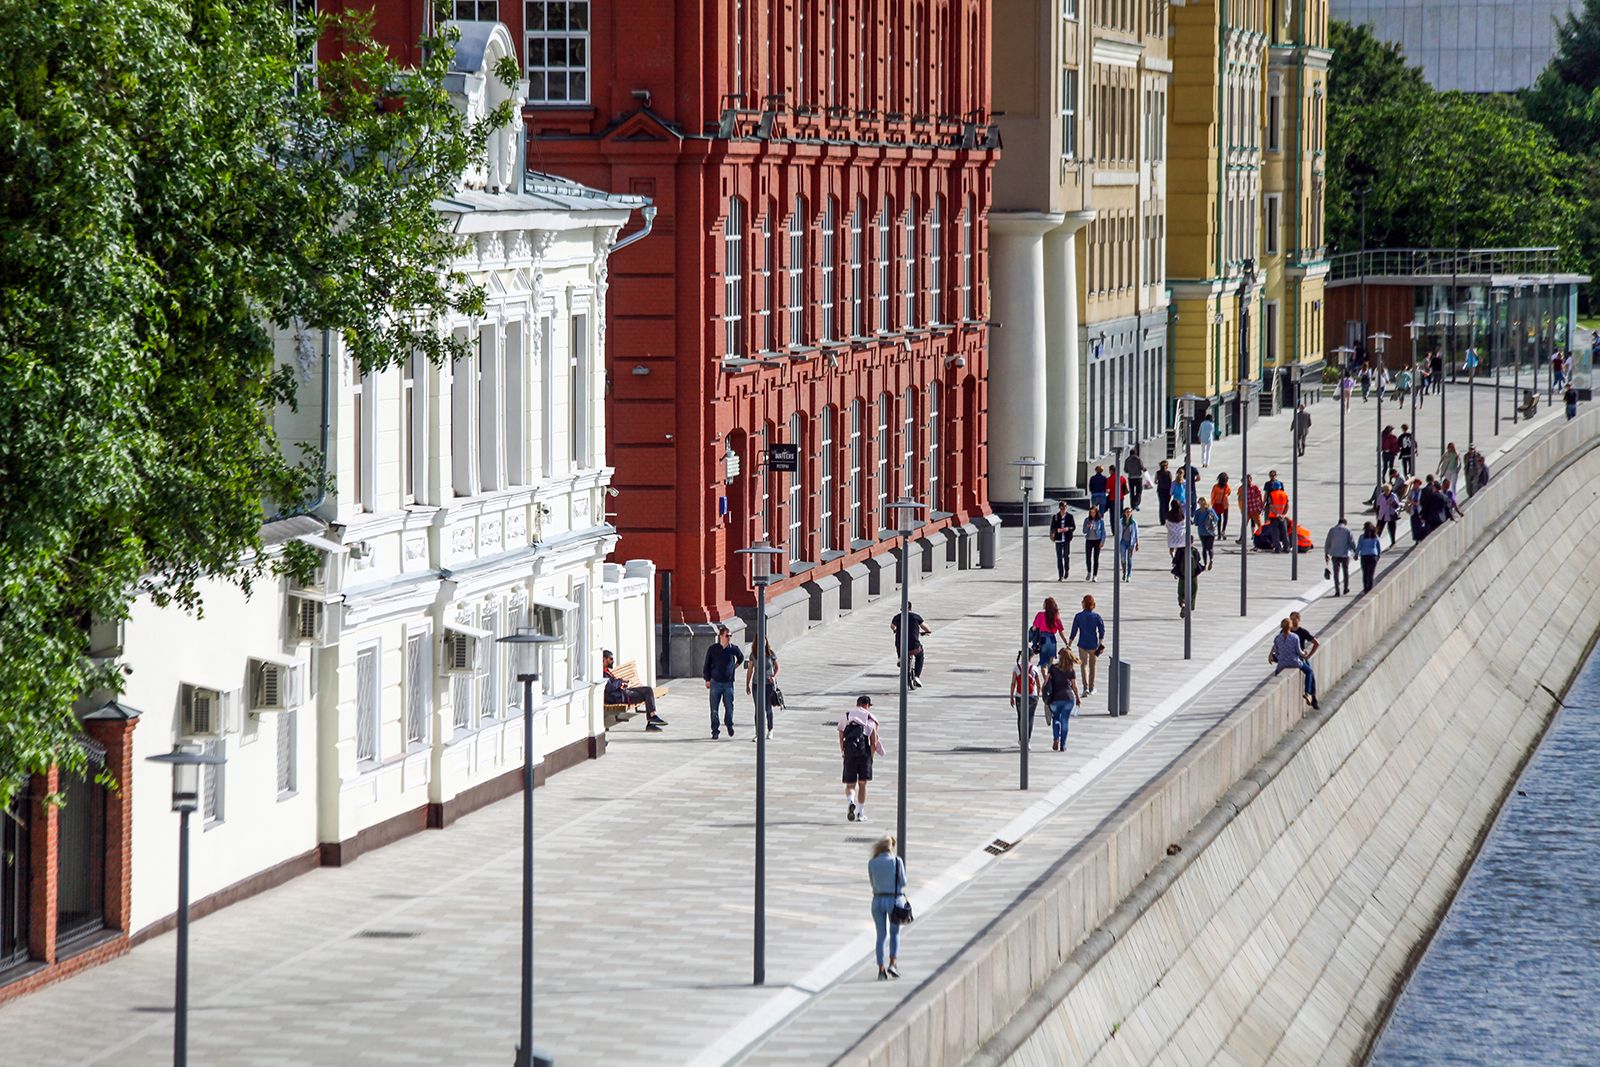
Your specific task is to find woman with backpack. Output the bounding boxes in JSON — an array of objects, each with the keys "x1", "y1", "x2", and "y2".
[
  {"x1": 1044, "y1": 647, "x2": 1082, "y2": 748},
  {"x1": 743, "y1": 638, "x2": 780, "y2": 740},
  {"x1": 868, "y1": 834, "x2": 910, "y2": 980},
  {"x1": 839, "y1": 695, "x2": 884, "y2": 823},
  {"x1": 1009, "y1": 650, "x2": 1043, "y2": 745},
  {"x1": 1030, "y1": 596, "x2": 1066, "y2": 669}
]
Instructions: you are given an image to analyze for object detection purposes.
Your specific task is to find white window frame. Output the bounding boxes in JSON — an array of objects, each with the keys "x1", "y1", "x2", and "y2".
[
  {"x1": 538, "y1": 314, "x2": 554, "y2": 477},
  {"x1": 478, "y1": 324, "x2": 503, "y2": 491},
  {"x1": 877, "y1": 198, "x2": 892, "y2": 331},
  {"x1": 876, "y1": 394, "x2": 891, "y2": 528},
  {"x1": 451, "y1": 329, "x2": 478, "y2": 497},
  {"x1": 759, "y1": 211, "x2": 775, "y2": 352},
  {"x1": 903, "y1": 195, "x2": 919, "y2": 328},
  {"x1": 820, "y1": 197, "x2": 837, "y2": 342},
  {"x1": 478, "y1": 602, "x2": 501, "y2": 723},
  {"x1": 1062, "y1": 0, "x2": 1078, "y2": 21},
  {"x1": 818, "y1": 407, "x2": 835, "y2": 554},
  {"x1": 787, "y1": 412, "x2": 805, "y2": 567},
  {"x1": 849, "y1": 198, "x2": 864, "y2": 337},
  {"x1": 927, "y1": 384, "x2": 941, "y2": 511},
  {"x1": 724, "y1": 197, "x2": 745, "y2": 358},
  {"x1": 1265, "y1": 193, "x2": 1281, "y2": 256},
  {"x1": 503, "y1": 319, "x2": 527, "y2": 485},
  {"x1": 1265, "y1": 300, "x2": 1281, "y2": 363},
  {"x1": 1061, "y1": 67, "x2": 1078, "y2": 161},
  {"x1": 405, "y1": 628, "x2": 431, "y2": 750},
  {"x1": 847, "y1": 399, "x2": 863, "y2": 542},
  {"x1": 960, "y1": 194, "x2": 974, "y2": 321},
  {"x1": 352, "y1": 367, "x2": 376, "y2": 512},
  {"x1": 452, "y1": 607, "x2": 476, "y2": 731},
  {"x1": 525, "y1": 1, "x2": 591, "y2": 105},
  {"x1": 570, "y1": 581, "x2": 589, "y2": 682},
  {"x1": 203, "y1": 739, "x2": 225, "y2": 828},
  {"x1": 901, "y1": 388, "x2": 916, "y2": 500},
  {"x1": 402, "y1": 353, "x2": 420, "y2": 504},
  {"x1": 355, "y1": 642, "x2": 380, "y2": 767},
  {"x1": 569, "y1": 311, "x2": 589, "y2": 469},
  {"x1": 788, "y1": 195, "x2": 807, "y2": 347},
  {"x1": 276, "y1": 710, "x2": 297, "y2": 799},
  {"x1": 928, "y1": 196, "x2": 942, "y2": 324}
]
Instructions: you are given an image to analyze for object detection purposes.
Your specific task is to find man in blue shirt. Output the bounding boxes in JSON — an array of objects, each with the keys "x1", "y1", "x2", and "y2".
[
  {"x1": 702, "y1": 626, "x2": 745, "y2": 739},
  {"x1": 1088, "y1": 466, "x2": 1109, "y2": 512}
]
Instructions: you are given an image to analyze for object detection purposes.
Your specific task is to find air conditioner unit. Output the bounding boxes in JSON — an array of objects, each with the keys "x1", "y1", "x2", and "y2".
[
  {"x1": 182, "y1": 685, "x2": 226, "y2": 738},
  {"x1": 289, "y1": 596, "x2": 325, "y2": 645},
  {"x1": 251, "y1": 659, "x2": 303, "y2": 712},
  {"x1": 441, "y1": 627, "x2": 485, "y2": 675}
]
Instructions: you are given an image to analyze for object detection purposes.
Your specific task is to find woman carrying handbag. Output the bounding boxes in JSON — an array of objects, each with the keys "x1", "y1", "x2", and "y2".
[
  {"x1": 868, "y1": 834, "x2": 912, "y2": 980},
  {"x1": 744, "y1": 638, "x2": 781, "y2": 739}
]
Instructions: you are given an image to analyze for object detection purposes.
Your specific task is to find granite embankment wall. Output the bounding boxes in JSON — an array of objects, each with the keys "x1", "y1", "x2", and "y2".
[{"x1": 839, "y1": 409, "x2": 1600, "y2": 1067}]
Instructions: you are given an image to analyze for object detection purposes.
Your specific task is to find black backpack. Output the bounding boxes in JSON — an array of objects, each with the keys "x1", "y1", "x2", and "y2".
[{"x1": 841, "y1": 720, "x2": 871, "y2": 760}]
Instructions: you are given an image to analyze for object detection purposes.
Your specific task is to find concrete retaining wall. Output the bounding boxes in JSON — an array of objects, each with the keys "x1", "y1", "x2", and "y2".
[{"x1": 839, "y1": 409, "x2": 1600, "y2": 1067}]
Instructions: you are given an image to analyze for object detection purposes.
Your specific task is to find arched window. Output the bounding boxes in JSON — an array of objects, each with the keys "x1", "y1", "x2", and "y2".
[
  {"x1": 927, "y1": 383, "x2": 941, "y2": 511},
  {"x1": 788, "y1": 194, "x2": 807, "y2": 346},
  {"x1": 928, "y1": 195, "x2": 943, "y2": 324},
  {"x1": 877, "y1": 197, "x2": 893, "y2": 331},
  {"x1": 960, "y1": 193, "x2": 975, "y2": 321},
  {"x1": 820, "y1": 197, "x2": 837, "y2": 342},
  {"x1": 901, "y1": 387, "x2": 917, "y2": 500},
  {"x1": 818, "y1": 406, "x2": 835, "y2": 554},
  {"x1": 903, "y1": 195, "x2": 920, "y2": 327},
  {"x1": 849, "y1": 196, "x2": 865, "y2": 337},
  {"x1": 788, "y1": 411, "x2": 806, "y2": 566},
  {"x1": 724, "y1": 197, "x2": 745, "y2": 358},
  {"x1": 758, "y1": 207, "x2": 775, "y2": 352},
  {"x1": 876, "y1": 393, "x2": 892, "y2": 528},
  {"x1": 848, "y1": 399, "x2": 864, "y2": 542}
]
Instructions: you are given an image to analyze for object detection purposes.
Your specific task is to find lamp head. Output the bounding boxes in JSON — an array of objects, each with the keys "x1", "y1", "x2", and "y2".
[
  {"x1": 146, "y1": 742, "x2": 225, "y2": 814},
  {"x1": 1010, "y1": 457, "x2": 1044, "y2": 495}
]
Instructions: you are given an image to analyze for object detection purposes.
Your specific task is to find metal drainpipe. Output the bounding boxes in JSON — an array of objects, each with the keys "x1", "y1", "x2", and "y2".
[{"x1": 609, "y1": 204, "x2": 659, "y2": 255}]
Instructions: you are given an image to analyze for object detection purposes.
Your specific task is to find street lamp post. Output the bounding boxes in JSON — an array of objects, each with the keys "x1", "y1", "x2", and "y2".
[
  {"x1": 1405, "y1": 319, "x2": 1426, "y2": 464},
  {"x1": 1513, "y1": 285, "x2": 1524, "y2": 423},
  {"x1": 1178, "y1": 395, "x2": 1203, "y2": 656},
  {"x1": 735, "y1": 541, "x2": 784, "y2": 985},
  {"x1": 1236, "y1": 260, "x2": 1257, "y2": 618},
  {"x1": 1436, "y1": 305, "x2": 1455, "y2": 458},
  {"x1": 145, "y1": 743, "x2": 226, "y2": 1067},
  {"x1": 1008, "y1": 464, "x2": 1042, "y2": 788},
  {"x1": 887, "y1": 498, "x2": 927, "y2": 845},
  {"x1": 1332, "y1": 345, "x2": 1356, "y2": 518},
  {"x1": 1290, "y1": 374, "x2": 1302, "y2": 580},
  {"x1": 1493, "y1": 288, "x2": 1507, "y2": 436},
  {"x1": 1107, "y1": 426, "x2": 1135, "y2": 717},
  {"x1": 1465, "y1": 297, "x2": 1485, "y2": 445},
  {"x1": 496, "y1": 625, "x2": 564, "y2": 1067},
  {"x1": 1370, "y1": 332, "x2": 1391, "y2": 486}
]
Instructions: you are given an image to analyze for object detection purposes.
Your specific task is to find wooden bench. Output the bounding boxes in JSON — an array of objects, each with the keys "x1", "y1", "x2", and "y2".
[{"x1": 603, "y1": 661, "x2": 668, "y2": 727}]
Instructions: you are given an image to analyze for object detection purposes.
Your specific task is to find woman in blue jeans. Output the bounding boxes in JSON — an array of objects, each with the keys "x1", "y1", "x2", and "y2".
[
  {"x1": 1044, "y1": 647, "x2": 1081, "y2": 751},
  {"x1": 1269, "y1": 618, "x2": 1319, "y2": 709},
  {"x1": 867, "y1": 834, "x2": 908, "y2": 980}
]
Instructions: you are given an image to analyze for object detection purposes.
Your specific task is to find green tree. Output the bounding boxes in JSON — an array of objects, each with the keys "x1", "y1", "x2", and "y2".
[
  {"x1": 1524, "y1": 0, "x2": 1600, "y2": 310},
  {"x1": 0, "y1": 0, "x2": 512, "y2": 805}
]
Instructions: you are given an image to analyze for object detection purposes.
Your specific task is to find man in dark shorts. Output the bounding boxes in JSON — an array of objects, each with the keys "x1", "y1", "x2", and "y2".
[
  {"x1": 889, "y1": 603, "x2": 931, "y2": 688},
  {"x1": 839, "y1": 695, "x2": 883, "y2": 822}
]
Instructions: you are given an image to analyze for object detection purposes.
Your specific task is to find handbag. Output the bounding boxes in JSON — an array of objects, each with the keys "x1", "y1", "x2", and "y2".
[
  {"x1": 767, "y1": 683, "x2": 785, "y2": 708},
  {"x1": 890, "y1": 861, "x2": 915, "y2": 926}
]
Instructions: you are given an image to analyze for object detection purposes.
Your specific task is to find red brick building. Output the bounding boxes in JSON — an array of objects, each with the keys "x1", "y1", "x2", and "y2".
[{"x1": 358, "y1": 1, "x2": 1001, "y2": 666}]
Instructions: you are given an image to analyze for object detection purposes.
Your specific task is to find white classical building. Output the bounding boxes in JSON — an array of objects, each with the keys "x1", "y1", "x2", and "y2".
[{"x1": 103, "y1": 22, "x2": 655, "y2": 935}]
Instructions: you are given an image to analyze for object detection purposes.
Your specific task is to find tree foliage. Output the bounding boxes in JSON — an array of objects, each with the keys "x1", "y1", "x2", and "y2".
[
  {"x1": 1326, "y1": 20, "x2": 1580, "y2": 262},
  {"x1": 0, "y1": 0, "x2": 510, "y2": 805},
  {"x1": 1524, "y1": 0, "x2": 1600, "y2": 310}
]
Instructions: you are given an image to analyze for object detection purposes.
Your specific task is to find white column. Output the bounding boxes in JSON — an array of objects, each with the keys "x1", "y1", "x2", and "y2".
[
  {"x1": 988, "y1": 213, "x2": 1063, "y2": 505},
  {"x1": 1044, "y1": 212, "x2": 1094, "y2": 492}
]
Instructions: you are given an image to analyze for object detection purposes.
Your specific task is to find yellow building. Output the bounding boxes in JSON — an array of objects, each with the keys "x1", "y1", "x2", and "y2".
[{"x1": 1167, "y1": 0, "x2": 1328, "y2": 431}]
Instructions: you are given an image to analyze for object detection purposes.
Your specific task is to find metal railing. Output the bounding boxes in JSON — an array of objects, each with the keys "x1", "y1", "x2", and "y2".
[{"x1": 1328, "y1": 247, "x2": 1564, "y2": 283}]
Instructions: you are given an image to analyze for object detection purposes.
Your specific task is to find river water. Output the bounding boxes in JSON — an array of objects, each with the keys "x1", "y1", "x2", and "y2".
[{"x1": 1367, "y1": 643, "x2": 1600, "y2": 1065}]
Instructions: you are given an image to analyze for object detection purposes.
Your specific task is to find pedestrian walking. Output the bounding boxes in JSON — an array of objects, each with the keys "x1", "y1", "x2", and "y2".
[
  {"x1": 1340, "y1": 371, "x2": 1355, "y2": 412},
  {"x1": 889, "y1": 602, "x2": 931, "y2": 688},
  {"x1": 603, "y1": 650, "x2": 669, "y2": 731},
  {"x1": 1171, "y1": 472, "x2": 1188, "y2": 516},
  {"x1": 1044, "y1": 647, "x2": 1081, "y2": 746},
  {"x1": 1165, "y1": 500, "x2": 1187, "y2": 560},
  {"x1": 1463, "y1": 446, "x2": 1486, "y2": 496},
  {"x1": 1194, "y1": 497, "x2": 1219, "y2": 569},
  {"x1": 1082, "y1": 506, "x2": 1106, "y2": 581},
  {"x1": 1292, "y1": 403, "x2": 1311, "y2": 458},
  {"x1": 1359, "y1": 363, "x2": 1373, "y2": 401},
  {"x1": 1199, "y1": 411, "x2": 1217, "y2": 467},
  {"x1": 1068, "y1": 596, "x2": 1105, "y2": 697},
  {"x1": 1029, "y1": 596, "x2": 1066, "y2": 669},
  {"x1": 1049, "y1": 500, "x2": 1076, "y2": 581},
  {"x1": 1172, "y1": 536, "x2": 1203, "y2": 617},
  {"x1": 1119, "y1": 506, "x2": 1139, "y2": 580},
  {"x1": 1357, "y1": 522, "x2": 1383, "y2": 592},
  {"x1": 1421, "y1": 476, "x2": 1451, "y2": 529},
  {"x1": 1397, "y1": 424, "x2": 1417, "y2": 477},
  {"x1": 1088, "y1": 465, "x2": 1109, "y2": 513},
  {"x1": 1394, "y1": 364, "x2": 1411, "y2": 404},
  {"x1": 1238, "y1": 475, "x2": 1263, "y2": 541},
  {"x1": 1263, "y1": 469, "x2": 1284, "y2": 494},
  {"x1": 1378, "y1": 365, "x2": 1391, "y2": 400},
  {"x1": 867, "y1": 834, "x2": 908, "y2": 980},
  {"x1": 744, "y1": 638, "x2": 780, "y2": 739},
  {"x1": 1155, "y1": 460, "x2": 1174, "y2": 522},
  {"x1": 1381, "y1": 425, "x2": 1399, "y2": 475},
  {"x1": 1125, "y1": 448, "x2": 1146, "y2": 510},
  {"x1": 702, "y1": 625, "x2": 745, "y2": 739},
  {"x1": 1210, "y1": 473, "x2": 1232, "y2": 538},
  {"x1": 1324, "y1": 518, "x2": 1356, "y2": 597},
  {"x1": 1440, "y1": 479, "x2": 1464, "y2": 519},
  {"x1": 840, "y1": 695, "x2": 884, "y2": 822},
  {"x1": 1431, "y1": 350, "x2": 1444, "y2": 394},
  {"x1": 1436, "y1": 442, "x2": 1462, "y2": 489},
  {"x1": 1010, "y1": 651, "x2": 1043, "y2": 745},
  {"x1": 1269, "y1": 618, "x2": 1319, "y2": 709},
  {"x1": 1565, "y1": 384, "x2": 1579, "y2": 421},
  {"x1": 1552, "y1": 350, "x2": 1567, "y2": 389}
]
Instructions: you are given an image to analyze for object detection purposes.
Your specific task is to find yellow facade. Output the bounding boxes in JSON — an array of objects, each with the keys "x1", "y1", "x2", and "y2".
[{"x1": 1167, "y1": 0, "x2": 1328, "y2": 425}]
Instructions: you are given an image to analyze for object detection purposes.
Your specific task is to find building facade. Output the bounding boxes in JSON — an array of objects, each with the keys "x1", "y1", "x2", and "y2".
[
  {"x1": 990, "y1": 0, "x2": 1173, "y2": 502},
  {"x1": 0, "y1": 23, "x2": 656, "y2": 1000},
  {"x1": 1333, "y1": 0, "x2": 1581, "y2": 93},
  {"x1": 1168, "y1": 0, "x2": 1328, "y2": 433}
]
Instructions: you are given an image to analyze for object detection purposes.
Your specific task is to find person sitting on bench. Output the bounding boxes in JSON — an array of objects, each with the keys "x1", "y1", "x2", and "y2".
[
  {"x1": 1517, "y1": 389, "x2": 1539, "y2": 419},
  {"x1": 603, "y1": 650, "x2": 667, "y2": 731}
]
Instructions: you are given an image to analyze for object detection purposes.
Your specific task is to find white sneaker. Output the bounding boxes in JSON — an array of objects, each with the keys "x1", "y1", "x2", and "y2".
[{"x1": 856, "y1": 808, "x2": 867, "y2": 823}]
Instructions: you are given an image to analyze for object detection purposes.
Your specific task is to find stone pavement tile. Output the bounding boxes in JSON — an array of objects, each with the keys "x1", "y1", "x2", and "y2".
[{"x1": 0, "y1": 382, "x2": 1563, "y2": 1067}]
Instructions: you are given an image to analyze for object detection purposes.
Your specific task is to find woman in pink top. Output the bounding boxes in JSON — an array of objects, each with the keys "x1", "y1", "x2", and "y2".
[{"x1": 1031, "y1": 596, "x2": 1066, "y2": 668}]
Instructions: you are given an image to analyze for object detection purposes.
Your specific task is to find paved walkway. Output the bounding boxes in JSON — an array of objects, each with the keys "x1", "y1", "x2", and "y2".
[{"x1": 0, "y1": 377, "x2": 1568, "y2": 1067}]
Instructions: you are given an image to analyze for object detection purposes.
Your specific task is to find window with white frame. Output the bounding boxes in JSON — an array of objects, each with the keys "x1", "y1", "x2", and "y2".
[
  {"x1": 479, "y1": 602, "x2": 501, "y2": 721},
  {"x1": 455, "y1": 1, "x2": 497, "y2": 18},
  {"x1": 451, "y1": 330, "x2": 477, "y2": 496},
  {"x1": 960, "y1": 194, "x2": 974, "y2": 321},
  {"x1": 847, "y1": 399, "x2": 863, "y2": 542},
  {"x1": 903, "y1": 195, "x2": 919, "y2": 327},
  {"x1": 569, "y1": 312, "x2": 589, "y2": 468},
  {"x1": 478, "y1": 326, "x2": 502, "y2": 492},
  {"x1": 571, "y1": 581, "x2": 588, "y2": 681},
  {"x1": 525, "y1": 1, "x2": 590, "y2": 105},
  {"x1": 276, "y1": 710, "x2": 296, "y2": 798},
  {"x1": 203, "y1": 739, "x2": 225, "y2": 827},
  {"x1": 927, "y1": 384, "x2": 941, "y2": 511},
  {"x1": 759, "y1": 421, "x2": 772, "y2": 540},
  {"x1": 876, "y1": 394, "x2": 891, "y2": 527},
  {"x1": 538, "y1": 315, "x2": 554, "y2": 476},
  {"x1": 818, "y1": 407, "x2": 835, "y2": 554},
  {"x1": 405, "y1": 630, "x2": 430, "y2": 748},
  {"x1": 733, "y1": 0, "x2": 744, "y2": 97},
  {"x1": 795, "y1": 3, "x2": 806, "y2": 105},
  {"x1": 788, "y1": 195, "x2": 807, "y2": 346},
  {"x1": 352, "y1": 368, "x2": 375, "y2": 511},
  {"x1": 787, "y1": 412, "x2": 805, "y2": 566},
  {"x1": 760, "y1": 207, "x2": 775, "y2": 352},
  {"x1": 1062, "y1": 0, "x2": 1077, "y2": 20},
  {"x1": 402, "y1": 353, "x2": 417, "y2": 504},
  {"x1": 900, "y1": 388, "x2": 916, "y2": 500},
  {"x1": 356, "y1": 644, "x2": 379, "y2": 765},
  {"x1": 504, "y1": 594, "x2": 528, "y2": 714},
  {"x1": 876, "y1": 198, "x2": 892, "y2": 330},
  {"x1": 1265, "y1": 193, "x2": 1281, "y2": 255},
  {"x1": 1266, "y1": 80, "x2": 1281, "y2": 152},
  {"x1": 820, "y1": 197, "x2": 837, "y2": 342},
  {"x1": 1061, "y1": 67, "x2": 1078, "y2": 160},
  {"x1": 928, "y1": 196, "x2": 942, "y2": 324},
  {"x1": 504, "y1": 321, "x2": 526, "y2": 485},
  {"x1": 724, "y1": 197, "x2": 745, "y2": 358},
  {"x1": 849, "y1": 198, "x2": 864, "y2": 337},
  {"x1": 1265, "y1": 300, "x2": 1280, "y2": 363},
  {"x1": 452, "y1": 609, "x2": 475, "y2": 730}
]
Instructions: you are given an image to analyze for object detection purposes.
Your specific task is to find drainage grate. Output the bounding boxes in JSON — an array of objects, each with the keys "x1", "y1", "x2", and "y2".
[
  {"x1": 949, "y1": 745, "x2": 1006, "y2": 754},
  {"x1": 357, "y1": 930, "x2": 420, "y2": 940},
  {"x1": 984, "y1": 839, "x2": 1015, "y2": 856}
]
